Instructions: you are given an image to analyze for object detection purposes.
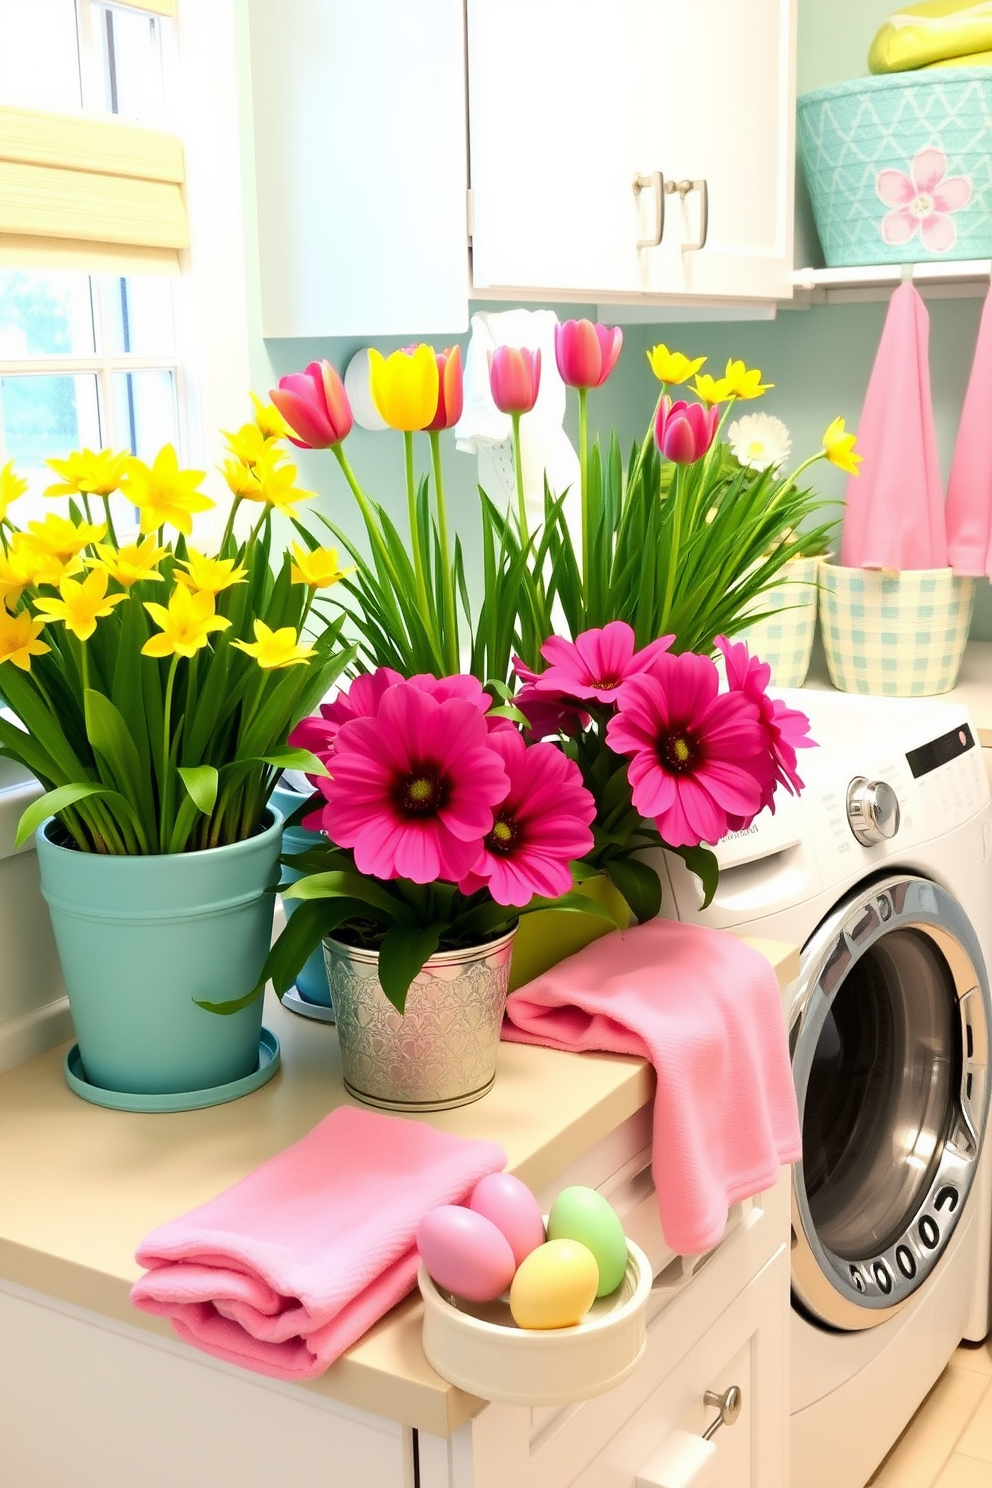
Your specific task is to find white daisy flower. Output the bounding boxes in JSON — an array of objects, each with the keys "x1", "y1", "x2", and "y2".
[{"x1": 728, "y1": 413, "x2": 792, "y2": 473}]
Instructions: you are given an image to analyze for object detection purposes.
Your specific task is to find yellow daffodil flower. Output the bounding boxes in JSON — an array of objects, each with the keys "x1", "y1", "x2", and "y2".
[
  {"x1": 250, "y1": 391, "x2": 292, "y2": 442},
  {"x1": 0, "y1": 609, "x2": 49, "y2": 671},
  {"x1": 290, "y1": 543, "x2": 352, "y2": 589},
  {"x1": 252, "y1": 452, "x2": 314, "y2": 519},
  {"x1": 33, "y1": 568, "x2": 127, "y2": 642},
  {"x1": 722, "y1": 359, "x2": 773, "y2": 399},
  {"x1": 221, "y1": 456, "x2": 262, "y2": 502},
  {"x1": 691, "y1": 373, "x2": 732, "y2": 407},
  {"x1": 645, "y1": 345, "x2": 706, "y2": 385},
  {"x1": 0, "y1": 536, "x2": 48, "y2": 611},
  {"x1": 0, "y1": 459, "x2": 28, "y2": 522},
  {"x1": 121, "y1": 445, "x2": 215, "y2": 536},
  {"x1": 142, "y1": 585, "x2": 231, "y2": 660},
  {"x1": 822, "y1": 417, "x2": 862, "y2": 476},
  {"x1": 232, "y1": 619, "x2": 316, "y2": 669},
  {"x1": 88, "y1": 537, "x2": 168, "y2": 588},
  {"x1": 368, "y1": 345, "x2": 439, "y2": 431},
  {"x1": 44, "y1": 447, "x2": 129, "y2": 500},
  {"x1": 23, "y1": 513, "x2": 106, "y2": 563},
  {"x1": 174, "y1": 548, "x2": 248, "y2": 595}
]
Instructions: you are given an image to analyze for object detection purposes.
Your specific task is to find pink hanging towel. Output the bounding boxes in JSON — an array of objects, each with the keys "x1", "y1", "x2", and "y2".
[
  {"x1": 946, "y1": 282, "x2": 992, "y2": 576},
  {"x1": 130, "y1": 1106, "x2": 506, "y2": 1381},
  {"x1": 839, "y1": 279, "x2": 947, "y2": 571},
  {"x1": 502, "y1": 921, "x2": 800, "y2": 1256}
]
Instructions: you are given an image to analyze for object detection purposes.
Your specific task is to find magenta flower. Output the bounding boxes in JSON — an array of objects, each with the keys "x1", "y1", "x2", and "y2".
[
  {"x1": 606, "y1": 651, "x2": 773, "y2": 847},
  {"x1": 289, "y1": 667, "x2": 405, "y2": 827},
  {"x1": 554, "y1": 319, "x2": 623, "y2": 390},
  {"x1": 654, "y1": 397, "x2": 719, "y2": 464},
  {"x1": 534, "y1": 622, "x2": 675, "y2": 705},
  {"x1": 876, "y1": 149, "x2": 971, "y2": 255},
  {"x1": 321, "y1": 682, "x2": 509, "y2": 882},
  {"x1": 270, "y1": 360, "x2": 353, "y2": 449},
  {"x1": 488, "y1": 346, "x2": 541, "y2": 415},
  {"x1": 458, "y1": 730, "x2": 595, "y2": 905},
  {"x1": 716, "y1": 636, "x2": 815, "y2": 812}
]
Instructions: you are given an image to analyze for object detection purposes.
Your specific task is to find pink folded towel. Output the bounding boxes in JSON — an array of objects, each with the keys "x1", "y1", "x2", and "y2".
[
  {"x1": 130, "y1": 1106, "x2": 506, "y2": 1381},
  {"x1": 502, "y1": 921, "x2": 800, "y2": 1256},
  {"x1": 946, "y1": 282, "x2": 992, "y2": 577}
]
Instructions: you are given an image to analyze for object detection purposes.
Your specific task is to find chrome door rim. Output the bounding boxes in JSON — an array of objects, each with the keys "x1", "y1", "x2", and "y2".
[{"x1": 791, "y1": 874, "x2": 990, "y2": 1331}]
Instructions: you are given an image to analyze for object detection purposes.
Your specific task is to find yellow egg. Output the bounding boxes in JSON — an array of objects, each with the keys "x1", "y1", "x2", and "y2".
[{"x1": 509, "y1": 1239, "x2": 600, "y2": 1330}]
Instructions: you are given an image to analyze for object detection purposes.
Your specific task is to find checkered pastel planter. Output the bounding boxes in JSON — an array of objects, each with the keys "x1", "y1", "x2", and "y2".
[
  {"x1": 818, "y1": 561, "x2": 975, "y2": 697},
  {"x1": 737, "y1": 556, "x2": 820, "y2": 689}
]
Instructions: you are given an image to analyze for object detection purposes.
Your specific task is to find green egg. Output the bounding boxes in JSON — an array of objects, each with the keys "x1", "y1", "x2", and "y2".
[{"x1": 547, "y1": 1185, "x2": 628, "y2": 1297}]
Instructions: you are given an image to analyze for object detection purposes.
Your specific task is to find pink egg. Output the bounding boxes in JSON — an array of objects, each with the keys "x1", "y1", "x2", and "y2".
[
  {"x1": 468, "y1": 1172, "x2": 546, "y2": 1267},
  {"x1": 416, "y1": 1205, "x2": 516, "y2": 1302}
]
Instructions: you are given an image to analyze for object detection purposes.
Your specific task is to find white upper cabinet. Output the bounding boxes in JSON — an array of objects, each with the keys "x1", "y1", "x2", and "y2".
[
  {"x1": 247, "y1": 0, "x2": 470, "y2": 338},
  {"x1": 468, "y1": 0, "x2": 796, "y2": 303}
]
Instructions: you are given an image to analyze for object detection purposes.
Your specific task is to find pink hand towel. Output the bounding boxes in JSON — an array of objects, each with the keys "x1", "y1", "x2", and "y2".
[
  {"x1": 130, "y1": 1106, "x2": 506, "y2": 1381},
  {"x1": 946, "y1": 282, "x2": 992, "y2": 576},
  {"x1": 839, "y1": 279, "x2": 947, "y2": 571},
  {"x1": 502, "y1": 921, "x2": 800, "y2": 1256}
]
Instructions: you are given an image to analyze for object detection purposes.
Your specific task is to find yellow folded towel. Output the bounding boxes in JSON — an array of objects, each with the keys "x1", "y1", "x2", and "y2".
[{"x1": 869, "y1": 0, "x2": 992, "y2": 73}]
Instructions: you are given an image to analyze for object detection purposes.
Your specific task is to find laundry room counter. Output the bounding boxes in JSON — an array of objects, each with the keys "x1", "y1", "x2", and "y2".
[{"x1": 806, "y1": 638, "x2": 992, "y2": 744}]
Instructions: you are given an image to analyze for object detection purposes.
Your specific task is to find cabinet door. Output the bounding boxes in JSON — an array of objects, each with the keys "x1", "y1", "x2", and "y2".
[
  {"x1": 467, "y1": 0, "x2": 651, "y2": 295},
  {"x1": 247, "y1": 0, "x2": 469, "y2": 337},
  {"x1": 639, "y1": 0, "x2": 795, "y2": 301}
]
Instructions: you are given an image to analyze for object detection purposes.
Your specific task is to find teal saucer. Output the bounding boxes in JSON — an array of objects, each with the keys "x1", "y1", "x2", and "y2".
[
  {"x1": 282, "y1": 985, "x2": 336, "y2": 1023},
  {"x1": 64, "y1": 1028, "x2": 281, "y2": 1112}
]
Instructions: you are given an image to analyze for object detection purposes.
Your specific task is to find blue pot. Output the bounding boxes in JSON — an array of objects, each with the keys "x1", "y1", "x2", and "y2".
[
  {"x1": 36, "y1": 809, "x2": 284, "y2": 1096},
  {"x1": 271, "y1": 782, "x2": 332, "y2": 1008}
]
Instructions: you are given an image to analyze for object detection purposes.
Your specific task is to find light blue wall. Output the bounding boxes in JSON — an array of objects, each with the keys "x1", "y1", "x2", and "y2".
[{"x1": 237, "y1": 0, "x2": 992, "y2": 639}]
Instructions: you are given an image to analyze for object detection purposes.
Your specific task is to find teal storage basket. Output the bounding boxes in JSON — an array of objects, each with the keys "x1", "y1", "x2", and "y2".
[{"x1": 798, "y1": 69, "x2": 992, "y2": 267}]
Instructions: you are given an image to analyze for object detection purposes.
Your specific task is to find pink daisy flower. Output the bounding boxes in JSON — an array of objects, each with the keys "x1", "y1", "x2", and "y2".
[
  {"x1": 511, "y1": 657, "x2": 590, "y2": 739},
  {"x1": 533, "y1": 622, "x2": 675, "y2": 705},
  {"x1": 289, "y1": 667, "x2": 405, "y2": 827},
  {"x1": 459, "y1": 730, "x2": 595, "y2": 905},
  {"x1": 606, "y1": 651, "x2": 773, "y2": 847},
  {"x1": 716, "y1": 635, "x2": 815, "y2": 812},
  {"x1": 321, "y1": 681, "x2": 509, "y2": 883}
]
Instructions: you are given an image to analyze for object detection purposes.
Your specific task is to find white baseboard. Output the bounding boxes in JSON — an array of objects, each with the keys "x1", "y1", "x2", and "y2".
[{"x1": 0, "y1": 996, "x2": 73, "y2": 1073}]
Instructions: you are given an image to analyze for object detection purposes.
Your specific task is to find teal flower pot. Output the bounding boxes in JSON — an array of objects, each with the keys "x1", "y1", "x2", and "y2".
[
  {"x1": 272, "y1": 781, "x2": 332, "y2": 1010},
  {"x1": 36, "y1": 809, "x2": 284, "y2": 1098}
]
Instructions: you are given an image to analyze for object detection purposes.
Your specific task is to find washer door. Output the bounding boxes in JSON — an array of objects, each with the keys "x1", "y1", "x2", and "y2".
[{"x1": 791, "y1": 874, "x2": 991, "y2": 1331}]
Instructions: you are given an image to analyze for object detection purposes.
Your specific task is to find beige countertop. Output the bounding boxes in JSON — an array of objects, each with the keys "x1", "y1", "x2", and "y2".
[{"x1": 0, "y1": 938, "x2": 799, "y2": 1437}]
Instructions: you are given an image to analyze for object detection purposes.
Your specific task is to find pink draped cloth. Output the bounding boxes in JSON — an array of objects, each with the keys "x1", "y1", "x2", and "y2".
[
  {"x1": 946, "y1": 282, "x2": 992, "y2": 576},
  {"x1": 840, "y1": 279, "x2": 947, "y2": 571},
  {"x1": 502, "y1": 921, "x2": 800, "y2": 1256},
  {"x1": 130, "y1": 1106, "x2": 506, "y2": 1381}
]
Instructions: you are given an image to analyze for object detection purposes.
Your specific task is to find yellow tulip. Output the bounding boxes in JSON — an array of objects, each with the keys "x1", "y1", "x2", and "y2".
[
  {"x1": 290, "y1": 543, "x2": 352, "y2": 590},
  {"x1": 232, "y1": 619, "x2": 316, "y2": 670},
  {"x1": 722, "y1": 359, "x2": 772, "y2": 399},
  {"x1": 645, "y1": 345, "x2": 706, "y2": 385},
  {"x1": 368, "y1": 345, "x2": 440, "y2": 431},
  {"x1": 33, "y1": 568, "x2": 127, "y2": 642},
  {"x1": 142, "y1": 585, "x2": 231, "y2": 660},
  {"x1": 0, "y1": 609, "x2": 49, "y2": 671},
  {"x1": 692, "y1": 373, "x2": 733, "y2": 407},
  {"x1": 822, "y1": 417, "x2": 862, "y2": 476}
]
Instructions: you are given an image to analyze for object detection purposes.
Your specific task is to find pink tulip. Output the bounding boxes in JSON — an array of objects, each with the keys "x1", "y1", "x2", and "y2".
[
  {"x1": 270, "y1": 360, "x2": 353, "y2": 449},
  {"x1": 488, "y1": 346, "x2": 541, "y2": 415},
  {"x1": 426, "y1": 345, "x2": 464, "y2": 432},
  {"x1": 654, "y1": 396, "x2": 719, "y2": 464},
  {"x1": 554, "y1": 319, "x2": 623, "y2": 390}
]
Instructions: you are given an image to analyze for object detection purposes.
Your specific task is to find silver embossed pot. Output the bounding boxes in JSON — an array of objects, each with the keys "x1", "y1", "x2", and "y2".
[{"x1": 323, "y1": 926, "x2": 517, "y2": 1112}]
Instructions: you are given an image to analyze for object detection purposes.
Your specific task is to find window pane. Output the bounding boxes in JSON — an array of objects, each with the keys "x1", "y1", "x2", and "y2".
[
  {"x1": 112, "y1": 369, "x2": 177, "y2": 459},
  {"x1": 105, "y1": 277, "x2": 176, "y2": 358},
  {"x1": 96, "y1": 2, "x2": 164, "y2": 124},
  {"x1": 0, "y1": 0, "x2": 82, "y2": 112},
  {"x1": 0, "y1": 273, "x2": 96, "y2": 359},
  {"x1": 0, "y1": 373, "x2": 101, "y2": 501}
]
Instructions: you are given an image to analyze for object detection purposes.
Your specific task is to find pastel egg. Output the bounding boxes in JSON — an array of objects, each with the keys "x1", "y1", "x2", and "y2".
[
  {"x1": 468, "y1": 1173, "x2": 546, "y2": 1267},
  {"x1": 509, "y1": 1239, "x2": 600, "y2": 1329},
  {"x1": 417, "y1": 1205, "x2": 516, "y2": 1303},
  {"x1": 547, "y1": 1186, "x2": 628, "y2": 1297}
]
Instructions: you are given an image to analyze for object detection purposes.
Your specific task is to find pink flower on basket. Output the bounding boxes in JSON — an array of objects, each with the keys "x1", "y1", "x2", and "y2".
[
  {"x1": 459, "y1": 730, "x2": 596, "y2": 905},
  {"x1": 876, "y1": 148, "x2": 972, "y2": 254},
  {"x1": 533, "y1": 622, "x2": 676, "y2": 705},
  {"x1": 321, "y1": 681, "x2": 510, "y2": 883},
  {"x1": 716, "y1": 636, "x2": 815, "y2": 816},
  {"x1": 606, "y1": 651, "x2": 773, "y2": 848}
]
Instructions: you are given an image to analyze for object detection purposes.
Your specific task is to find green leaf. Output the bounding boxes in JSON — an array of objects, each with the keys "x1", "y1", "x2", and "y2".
[
  {"x1": 377, "y1": 922, "x2": 443, "y2": 1014},
  {"x1": 604, "y1": 856, "x2": 662, "y2": 925},
  {"x1": 258, "y1": 746, "x2": 328, "y2": 777},
  {"x1": 672, "y1": 844, "x2": 720, "y2": 909},
  {"x1": 177, "y1": 764, "x2": 219, "y2": 816},
  {"x1": 195, "y1": 897, "x2": 365, "y2": 1011},
  {"x1": 14, "y1": 782, "x2": 139, "y2": 852},
  {"x1": 282, "y1": 870, "x2": 406, "y2": 919}
]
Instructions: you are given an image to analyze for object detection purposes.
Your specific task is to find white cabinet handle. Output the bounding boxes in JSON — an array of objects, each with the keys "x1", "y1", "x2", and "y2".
[
  {"x1": 635, "y1": 1385, "x2": 742, "y2": 1488},
  {"x1": 664, "y1": 178, "x2": 709, "y2": 251},
  {"x1": 632, "y1": 171, "x2": 665, "y2": 248}
]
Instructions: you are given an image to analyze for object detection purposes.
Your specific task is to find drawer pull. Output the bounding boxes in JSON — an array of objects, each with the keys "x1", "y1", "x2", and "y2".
[
  {"x1": 665, "y1": 177, "x2": 709, "y2": 251},
  {"x1": 635, "y1": 1386, "x2": 743, "y2": 1488},
  {"x1": 632, "y1": 171, "x2": 665, "y2": 248}
]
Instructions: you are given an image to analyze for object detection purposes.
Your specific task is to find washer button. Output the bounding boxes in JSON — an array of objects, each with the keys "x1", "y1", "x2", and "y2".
[
  {"x1": 919, "y1": 1215, "x2": 940, "y2": 1249},
  {"x1": 895, "y1": 1245, "x2": 917, "y2": 1279},
  {"x1": 873, "y1": 1262, "x2": 893, "y2": 1294}
]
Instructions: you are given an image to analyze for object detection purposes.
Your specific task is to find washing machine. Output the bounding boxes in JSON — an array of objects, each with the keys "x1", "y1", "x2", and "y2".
[{"x1": 656, "y1": 689, "x2": 992, "y2": 1488}]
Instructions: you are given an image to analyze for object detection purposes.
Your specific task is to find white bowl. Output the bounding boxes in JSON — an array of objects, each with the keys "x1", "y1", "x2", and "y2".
[{"x1": 418, "y1": 1236, "x2": 652, "y2": 1406}]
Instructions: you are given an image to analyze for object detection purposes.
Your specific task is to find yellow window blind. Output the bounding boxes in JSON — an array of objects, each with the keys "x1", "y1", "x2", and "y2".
[
  {"x1": 0, "y1": 105, "x2": 187, "y2": 274},
  {"x1": 109, "y1": 0, "x2": 176, "y2": 15}
]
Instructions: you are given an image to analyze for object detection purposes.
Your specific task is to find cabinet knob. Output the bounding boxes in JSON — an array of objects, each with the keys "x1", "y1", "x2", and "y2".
[
  {"x1": 702, "y1": 1383, "x2": 743, "y2": 1440},
  {"x1": 632, "y1": 171, "x2": 665, "y2": 249},
  {"x1": 635, "y1": 1384, "x2": 744, "y2": 1487}
]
